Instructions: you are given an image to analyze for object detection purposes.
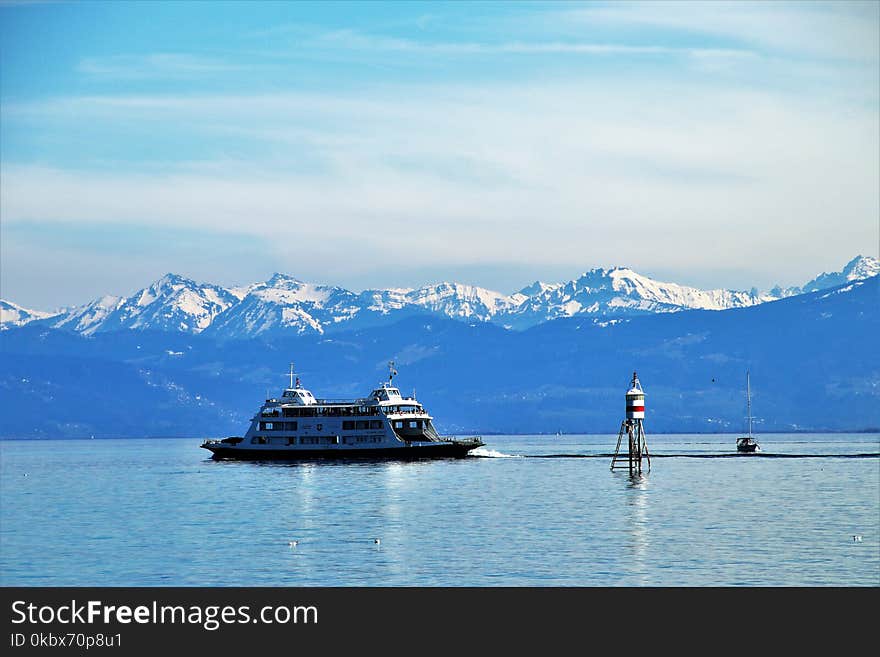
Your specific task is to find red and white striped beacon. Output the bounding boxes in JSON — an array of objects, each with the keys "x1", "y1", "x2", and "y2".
[
  {"x1": 612, "y1": 371, "x2": 651, "y2": 472},
  {"x1": 625, "y1": 372, "x2": 645, "y2": 420}
]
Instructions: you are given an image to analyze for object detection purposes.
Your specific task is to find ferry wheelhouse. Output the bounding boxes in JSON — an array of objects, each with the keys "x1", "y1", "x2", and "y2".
[{"x1": 201, "y1": 363, "x2": 483, "y2": 460}]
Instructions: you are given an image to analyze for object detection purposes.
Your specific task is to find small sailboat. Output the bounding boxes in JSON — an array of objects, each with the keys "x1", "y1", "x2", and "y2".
[{"x1": 736, "y1": 371, "x2": 760, "y2": 453}]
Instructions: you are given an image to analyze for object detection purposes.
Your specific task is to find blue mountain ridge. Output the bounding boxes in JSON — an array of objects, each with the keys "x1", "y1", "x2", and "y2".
[{"x1": 0, "y1": 275, "x2": 876, "y2": 438}]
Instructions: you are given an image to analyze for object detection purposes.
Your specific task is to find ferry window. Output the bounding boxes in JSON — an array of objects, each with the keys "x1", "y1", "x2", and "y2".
[
  {"x1": 370, "y1": 420, "x2": 383, "y2": 429},
  {"x1": 342, "y1": 421, "x2": 354, "y2": 430},
  {"x1": 251, "y1": 436, "x2": 267, "y2": 445},
  {"x1": 356, "y1": 420, "x2": 369, "y2": 430},
  {"x1": 408, "y1": 421, "x2": 418, "y2": 429},
  {"x1": 393, "y1": 421, "x2": 404, "y2": 429}
]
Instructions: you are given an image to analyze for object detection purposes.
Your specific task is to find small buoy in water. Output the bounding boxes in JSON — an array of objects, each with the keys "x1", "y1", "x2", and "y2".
[
  {"x1": 288, "y1": 540, "x2": 298, "y2": 548},
  {"x1": 374, "y1": 538, "x2": 381, "y2": 545},
  {"x1": 853, "y1": 535, "x2": 862, "y2": 542},
  {"x1": 23, "y1": 473, "x2": 28, "y2": 477}
]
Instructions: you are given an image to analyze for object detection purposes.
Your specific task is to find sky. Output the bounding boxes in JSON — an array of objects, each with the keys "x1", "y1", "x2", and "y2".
[{"x1": 1, "y1": 0, "x2": 878, "y2": 310}]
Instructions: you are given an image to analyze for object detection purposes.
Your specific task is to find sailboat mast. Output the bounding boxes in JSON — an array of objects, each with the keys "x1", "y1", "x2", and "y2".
[{"x1": 747, "y1": 370, "x2": 752, "y2": 438}]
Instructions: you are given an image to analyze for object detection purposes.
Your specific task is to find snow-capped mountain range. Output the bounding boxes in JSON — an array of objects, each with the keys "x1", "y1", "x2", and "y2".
[
  {"x1": 0, "y1": 300, "x2": 56, "y2": 328},
  {"x1": 2, "y1": 256, "x2": 877, "y2": 337}
]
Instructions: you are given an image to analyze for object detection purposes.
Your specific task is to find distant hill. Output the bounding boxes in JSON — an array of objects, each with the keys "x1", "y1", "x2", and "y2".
[
  {"x1": 3, "y1": 255, "x2": 877, "y2": 337},
  {"x1": 1, "y1": 275, "x2": 876, "y2": 438}
]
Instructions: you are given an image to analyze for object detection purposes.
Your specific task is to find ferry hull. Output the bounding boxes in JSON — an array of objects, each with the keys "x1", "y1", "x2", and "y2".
[{"x1": 202, "y1": 440, "x2": 483, "y2": 461}]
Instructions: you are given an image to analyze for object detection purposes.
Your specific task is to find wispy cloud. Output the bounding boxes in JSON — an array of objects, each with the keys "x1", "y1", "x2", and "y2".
[
  {"x1": 3, "y1": 77, "x2": 877, "y2": 292},
  {"x1": 299, "y1": 28, "x2": 757, "y2": 59},
  {"x1": 555, "y1": 0, "x2": 880, "y2": 63},
  {"x1": 76, "y1": 53, "x2": 244, "y2": 79},
  {"x1": 2, "y1": 1, "x2": 877, "y2": 305}
]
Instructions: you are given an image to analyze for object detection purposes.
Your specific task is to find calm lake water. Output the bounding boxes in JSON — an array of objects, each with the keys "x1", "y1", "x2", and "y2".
[{"x1": 1, "y1": 434, "x2": 878, "y2": 586}]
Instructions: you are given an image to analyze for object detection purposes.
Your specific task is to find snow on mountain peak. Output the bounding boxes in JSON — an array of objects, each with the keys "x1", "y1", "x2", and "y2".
[
  {"x1": 136, "y1": 273, "x2": 194, "y2": 307},
  {"x1": 505, "y1": 265, "x2": 768, "y2": 328},
  {"x1": 41, "y1": 274, "x2": 238, "y2": 335},
  {"x1": 6, "y1": 256, "x2": 875, "y2": 337},
  {"x1": 518, "y1": 281, "x2": 561, "y2": 297},
  {"x1": 406, "y1": 281, "x2": 520, "y2": 320},
  {"x1": 204, "y1": 274, "x2": 362, "y2": 337},
  {"x1": 842, "y1": 255, "x2": 879, "y2": 280},
  {"x1": 264, "y1": 272, "x2": 303, "y2": 287},
  {"x1": 0, "y1": 300, "x2": 59, "y2": 330},
  {"x1": 801, "y1": 255, "x2": 879, "y2": 293},
  {"x1": 49, "y1": 294, "x2": 124, "y2": 335},
  {"x1": 254, "y1": 277, "x2": 339, "y2": 303}
]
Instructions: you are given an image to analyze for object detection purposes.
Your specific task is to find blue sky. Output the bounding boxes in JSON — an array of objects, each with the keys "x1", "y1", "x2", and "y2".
[{"x1": 1, "y1": 1, "x2": 878, "y2": 309}]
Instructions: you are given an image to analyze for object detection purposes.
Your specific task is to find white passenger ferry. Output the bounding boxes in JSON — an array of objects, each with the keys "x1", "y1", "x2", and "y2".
[{"x1": 201, "y1": 363, "x2": 483, "y2": 460}]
